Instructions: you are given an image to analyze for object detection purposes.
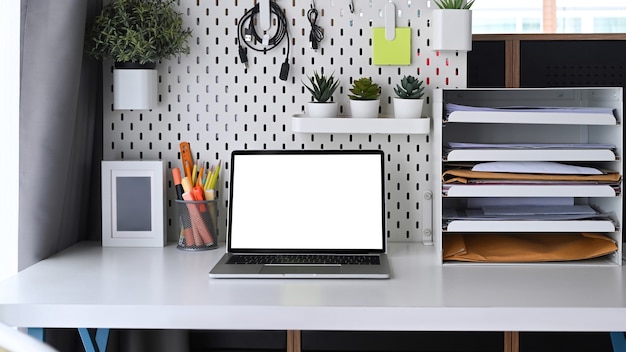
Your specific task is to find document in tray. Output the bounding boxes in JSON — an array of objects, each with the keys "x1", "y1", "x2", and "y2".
[
  {"x1": 481, "y1": 205, "x2": 597, "y2": 216},
  {"x1": 445, "y1": 103, "x2": 616, "y2": 115},
  {"x1": 441, "y1": 166, "x2": 621, "y2": 184},
  {"x1": 443, "y1": 233, "x2": 618, "y2": 263},
  {"x1": 447, "y1": 142, "x2": 616, "y2": 150},
  {"x1": 471, "y1": 161, "x2": 603, "y2": 175},
  {"x1": 443, "y1": 205, "x2": 611, "y2": 221},
  {"x1": 467, "y1": 197, "x2": 574, "y2": 208}
]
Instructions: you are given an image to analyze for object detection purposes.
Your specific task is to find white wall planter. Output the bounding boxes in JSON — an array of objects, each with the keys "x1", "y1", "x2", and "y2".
[
  {"x1": 307, "y1": 102, "x2": 338, "y2": 118},
  {"x1": 432, "y1": 9, "x2": 472, "y2": 52},
  {"x1": 393, "y1": 98, "x2": 424, "y2": 119},
  {"x1": 113, "y1": 68, "x2": 158, "y2": 110},
  {"x1": 349, "y1": 99, "x2": 380, "y2": 118}
]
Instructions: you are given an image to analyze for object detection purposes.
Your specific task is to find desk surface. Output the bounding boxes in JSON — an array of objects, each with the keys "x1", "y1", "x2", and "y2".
[{"x1": 1, "y1": 242, "x2": 625, "y2": 332}]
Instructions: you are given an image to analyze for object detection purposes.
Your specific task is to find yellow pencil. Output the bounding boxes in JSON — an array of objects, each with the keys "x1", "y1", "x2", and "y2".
[
  {"x1": 209, "y1": 160, "x2": 221, "y2": 190},
  {"x1": 191, "y1": 162, "x2": 198, "y2": 186},
  {"x1": 204, "y1": 165, "x2": 214, "y2": 190}
]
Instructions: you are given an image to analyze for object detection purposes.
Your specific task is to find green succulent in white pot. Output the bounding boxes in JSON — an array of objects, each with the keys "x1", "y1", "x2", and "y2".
[
  {"x1": 434, "y1": 0, "x2": 475, "y2": 9},
  {"x1": 393, "y1": 75, "x2": 425, "y2": 119},
  {"x1": 348, "y1": 77, "x2": 381, "y2": 118},
  {"x1": 302, "y1": 71, "x2": 340, "y2": 118},
  {"x1": 85, "y1": 0, "x2": 192, "y2": 110},
  {"x1": 432, "y1": 0, "x2": 474, "y2": 52}
]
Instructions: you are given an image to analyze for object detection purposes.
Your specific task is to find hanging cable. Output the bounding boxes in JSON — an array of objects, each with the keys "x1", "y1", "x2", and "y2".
[
  {"x1": 237, "y1": 1, "x2": 291, "y2": 81},
  {"x1": 307, "y1": 1, "x2": 324, "y2": 51}
]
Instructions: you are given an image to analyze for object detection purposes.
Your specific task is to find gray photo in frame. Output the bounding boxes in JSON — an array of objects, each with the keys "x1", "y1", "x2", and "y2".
[{"x1": 101, "y1": 160, "x2": 166, "y2": 247}]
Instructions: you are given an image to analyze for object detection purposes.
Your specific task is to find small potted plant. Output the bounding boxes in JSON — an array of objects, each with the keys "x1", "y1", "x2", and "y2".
[
  {"x1": 393, "y1": 75, "x2": 425, "y2": 119},
  {"x1": 302, "y1": 71, "x2": 341, "y2": 118},
  {"x1": 85, "y1": 0, "x2": 192, "y2": 110},
  {"x1": 348, "y1": 77, "x2": 381, "y2": 118},
  {"x1": 432, "y1": 0, "x2": 475, "y2": 52}
]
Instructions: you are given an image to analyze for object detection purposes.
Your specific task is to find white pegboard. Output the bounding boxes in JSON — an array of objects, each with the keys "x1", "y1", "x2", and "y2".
[{"x1": 102, "y1": 0, "x2": 468, "y2": 244}]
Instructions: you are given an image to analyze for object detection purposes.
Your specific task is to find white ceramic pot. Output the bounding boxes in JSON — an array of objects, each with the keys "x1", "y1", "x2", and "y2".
[
  {"x1": 349, "y1": 99, "x2": 380, "y2": 118},
  {"x1": 113, "y1": 68, "x2": 158, "y2": 110},
  {"x1": 432, "y1": 9, "x2": 472, "y2": 52},
  {"x1": 307, "y1": 102, "x2": 337, "y2": 118},
  {"x1": 393, "y1": 98, "x2": 424, "y2": 119}
]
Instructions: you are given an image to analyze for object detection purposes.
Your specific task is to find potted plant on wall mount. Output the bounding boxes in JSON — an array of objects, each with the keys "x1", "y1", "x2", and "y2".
[
  {"x1": 432, "y1": 0, "x2": 475, "y2": 52},
  {"x1": 302, "y1": 71, "x2": 341, "y2": 118},
  {"x1": 393, "y1": 75, "x2": 425, "y2": 119},
  {"x1": 85, "y1": 0, "x2": 192, "y2": 110},
  {"x1": 348, "y1": 77, "x2": 381, "y2": 118}
]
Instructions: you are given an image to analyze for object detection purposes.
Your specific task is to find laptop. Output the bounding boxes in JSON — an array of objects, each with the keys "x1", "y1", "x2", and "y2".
[{"x1": 209, "y1": 149, "x2": 391, "y2": 279}]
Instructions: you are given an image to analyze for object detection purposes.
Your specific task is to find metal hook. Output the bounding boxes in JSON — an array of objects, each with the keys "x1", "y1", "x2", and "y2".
[{"x1": 349, "y1": 0, "x2": 354, "y2": 13}]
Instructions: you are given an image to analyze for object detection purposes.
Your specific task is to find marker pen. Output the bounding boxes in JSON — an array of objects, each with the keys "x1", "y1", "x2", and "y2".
[{"x1": 171, "y1": 168, "x2": 185, "y2": 200}]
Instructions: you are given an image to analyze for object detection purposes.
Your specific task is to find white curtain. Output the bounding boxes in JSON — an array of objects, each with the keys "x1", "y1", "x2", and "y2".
[
  {"x1": 20, "y1": 1, "x2": 190, "y2": 350},
  {"x1": 20, "y1": 0, "x2": 101, "y2": 268}
]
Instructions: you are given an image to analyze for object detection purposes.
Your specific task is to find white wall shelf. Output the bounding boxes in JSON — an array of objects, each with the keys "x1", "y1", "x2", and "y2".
[{"x1": 291, "y1": 115, "x2": 431, "y2": 134}]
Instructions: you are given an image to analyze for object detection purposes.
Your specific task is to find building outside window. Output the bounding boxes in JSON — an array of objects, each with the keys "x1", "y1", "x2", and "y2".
[{"x1": 472, "y1": 0, "x2": 626, "y2": 34}]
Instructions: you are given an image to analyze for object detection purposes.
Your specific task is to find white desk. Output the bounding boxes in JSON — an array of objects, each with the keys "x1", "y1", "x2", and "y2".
[{"x1": 1, "y1": 242, "x2": 626, "y2": 350}]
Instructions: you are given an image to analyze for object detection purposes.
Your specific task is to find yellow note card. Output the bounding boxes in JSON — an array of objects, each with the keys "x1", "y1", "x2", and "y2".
[{"x1": 372, "y1": 27, "x2": 411, "y2": 66}]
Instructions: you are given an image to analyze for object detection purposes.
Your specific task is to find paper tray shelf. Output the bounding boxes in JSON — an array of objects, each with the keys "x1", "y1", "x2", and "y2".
[
  {"x1": 444, "y1": 185, "x2": 619, "y2": 197},
  {"x1": 445, "y1": 149, "x2": 617, "y2": 162},
  {"x1": 445, "y1": 111, "x2": 618, "y2": 125},
  {"x1": 434, "y1": 87, "x2": 623, "y2": 266},
  {"x1": 444, "y1": 220, "x2": 616, "y2": 233}
]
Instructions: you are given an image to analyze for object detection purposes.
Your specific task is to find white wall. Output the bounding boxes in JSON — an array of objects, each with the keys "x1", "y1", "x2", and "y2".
[
  {"x1": 103, "y1": 1, "x2": 466, "y2": 244},
  {"x1": 0, "y1": 1, "x2": 20, "y2": 280}
]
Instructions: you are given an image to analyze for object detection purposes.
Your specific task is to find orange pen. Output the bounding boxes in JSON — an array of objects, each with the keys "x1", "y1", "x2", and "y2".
[{"x1": 196, "y1": 165, "x2": 204, "y2": 188}]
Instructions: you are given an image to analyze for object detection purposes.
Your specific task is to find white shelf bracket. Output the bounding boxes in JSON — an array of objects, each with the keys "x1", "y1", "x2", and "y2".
[{"x1": 422, "y1": 191, "x2": 433, "y2": 245}]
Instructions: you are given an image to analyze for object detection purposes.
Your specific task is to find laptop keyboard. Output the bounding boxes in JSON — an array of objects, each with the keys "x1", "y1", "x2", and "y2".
[{"x1": 227, "y1": 254, "x2": 380, "y2": 265}]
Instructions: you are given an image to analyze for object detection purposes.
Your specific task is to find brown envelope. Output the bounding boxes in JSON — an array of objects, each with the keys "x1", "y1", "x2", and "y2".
[
  {"x1": 443, "y1": 233, "x2": 618, "y2": 263},
  {"x1": 442, "y1": 169, "x2": 621, "y2": 184}
]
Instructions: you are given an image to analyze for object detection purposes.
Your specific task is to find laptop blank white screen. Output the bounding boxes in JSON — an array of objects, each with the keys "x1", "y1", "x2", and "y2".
[{"x1": 228, "y1": 151, "x2": 385, "y2": 252}]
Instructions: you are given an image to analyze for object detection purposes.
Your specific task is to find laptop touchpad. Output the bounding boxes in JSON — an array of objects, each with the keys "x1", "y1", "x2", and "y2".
[{"x1": 260, "y1": 266, "x2": 341, "y2": 275}]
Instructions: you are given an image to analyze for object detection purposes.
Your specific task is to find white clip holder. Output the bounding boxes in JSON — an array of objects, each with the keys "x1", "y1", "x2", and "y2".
[
  {"x1": 260, "y1": 0, "x2": 271, "y2": 32},
  {"x1": 384, "y1": 2, "x2": 396, "y2": 41}
]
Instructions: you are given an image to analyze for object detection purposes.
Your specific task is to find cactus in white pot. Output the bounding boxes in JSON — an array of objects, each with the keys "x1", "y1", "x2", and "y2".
[
  {"x1": 348, "y1": 77, "x2": 381, "y2": 118},
  {"x1": 302, "y1": 71, "x2": 340, "y2": 117},
  {"x1": 393, "y1": 75, "x2": 425, "y2": 119}
]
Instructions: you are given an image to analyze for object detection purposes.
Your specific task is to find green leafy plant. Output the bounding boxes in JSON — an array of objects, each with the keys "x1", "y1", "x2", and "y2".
[
  {"x1": 85, "y1": 0, "x2": 193, "y2": 65},
  {"x1": 302, "y1": 71, "x2": 341, "y2": 103},
  {"x1": 394, "y1": 75, "x2": 425, "y2": 99},
  {"x1": 434, "y1": 0, "x2": 475, "y2": 9},
  {"x1": 348, "y1": 77, "x2": 381, "y2": 100}
]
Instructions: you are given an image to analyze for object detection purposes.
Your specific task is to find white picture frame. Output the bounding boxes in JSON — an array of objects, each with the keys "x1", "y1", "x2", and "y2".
[{"x1": 101, "y1": 160, "x2": 166, "y2": 247}]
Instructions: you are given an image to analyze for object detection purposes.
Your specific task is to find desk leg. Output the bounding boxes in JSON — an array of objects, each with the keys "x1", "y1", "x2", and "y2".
[
  {"x1": 28, "y1": 328, "x2": 45, "y2": 341},
  {"x1": 78, "y1": 328, "x2": 110, "y2": 352},
  {"x1": 287, "y1": 330, "x2": 301, "y2": 352},
  {"x1": 504, "y1": 331, "x2": 519, "y2": 352},
  {"x1": 610, "y1": 332, "x2": 626, "y2": 352}
]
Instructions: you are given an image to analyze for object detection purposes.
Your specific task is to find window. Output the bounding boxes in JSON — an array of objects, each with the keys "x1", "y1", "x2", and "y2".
[{"x1": 472, "y1": 0, "x2": 626, "y2": 34}]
